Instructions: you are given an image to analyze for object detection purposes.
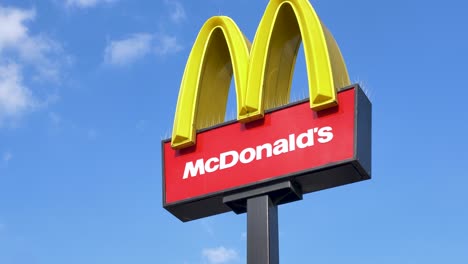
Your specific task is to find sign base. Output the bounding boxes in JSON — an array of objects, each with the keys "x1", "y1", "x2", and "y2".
[
  {"x1": 247, "y1": 195, "x2": 279, "y2": 264},
  {"x1": 223, "y1": 181, "x2": 302, "y2": 214}
]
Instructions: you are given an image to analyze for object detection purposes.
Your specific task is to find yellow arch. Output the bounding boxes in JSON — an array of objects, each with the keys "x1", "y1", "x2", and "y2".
[
  {"x1": 171, "y1": 0, "x2": 350, "y2": 149},
  {"x1": 243, "y1": 0, "x2": 350, "y2": 121},
  {"x1": 171, "y1": 16, "x2": 250, "y2": 149}
]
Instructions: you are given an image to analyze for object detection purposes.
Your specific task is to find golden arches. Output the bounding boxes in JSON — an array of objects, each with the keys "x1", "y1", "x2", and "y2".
[
  {"x1": 171, "y1": 17, "x2": 250, "y2": 149},
  {"x1": 171, "y1": 0, "x2": 350, "y2": 149}
]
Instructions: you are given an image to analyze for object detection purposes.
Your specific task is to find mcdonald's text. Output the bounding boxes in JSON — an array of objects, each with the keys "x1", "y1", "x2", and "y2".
[{"x1": 183, "y1": 126, "x2": 334, "y2": 180}]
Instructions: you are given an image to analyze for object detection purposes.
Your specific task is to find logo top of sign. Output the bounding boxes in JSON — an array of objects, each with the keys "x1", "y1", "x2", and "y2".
[{"x1": 171, "y1": 0, "x2": 350, "y2": 149}]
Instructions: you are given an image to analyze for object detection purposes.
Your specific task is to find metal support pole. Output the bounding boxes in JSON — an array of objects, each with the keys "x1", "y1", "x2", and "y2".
[{"x1": 247, "y1": 195, "x2": 279, "y2": 264}]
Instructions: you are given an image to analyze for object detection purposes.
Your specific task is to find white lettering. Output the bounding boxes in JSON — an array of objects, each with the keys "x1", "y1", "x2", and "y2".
[
  {"x1": 289, "y1": 134, "x2": 296, "y2": 151},
  {"x1": 273, "y1": 139, "x2": 289, "y2": 155},
  {"x1": 182, "y1": 126, "x2": 335, "y2": 179},
  {"x1": 205, "y1": 157, "x2": 219, "y2": 173},
  {"x1": 317, "y1": 126, "x2": 333, "y2": 143},
  {"x1": 296, "y1": 129, "x2": 315, "y2": 148},
  {"x1": 183, "y1": 159, "x2": 205, "y2": 179},
  {"x1": 220, "y1": 150, "x2": 239, "y2": 170},
  {"x1": 256, "y1": 143, "x2": 273, "y2": 160},
  {"x1": 240, "y1": 148, "x2": 256, "y2": 164}
]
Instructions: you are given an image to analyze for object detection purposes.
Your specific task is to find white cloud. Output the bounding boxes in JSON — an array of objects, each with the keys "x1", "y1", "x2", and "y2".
[
  {"x1": 0, "y1": 63, "x2": 35, "y2": 122},
  {"x1": 18, "y1": 34, "x2": 66, "y2": 81},
  {"x1": 154, "y1": 34, "x2": 183, "y2": 56},
  {"x1": 0, "y1": 6, "x2": 67, "y2": 82},
  {"x1": 102, "y1": 0, "x2": 185, "y2": 67},
  {"x1": 165, "y1": 0, "x2": 186, "y2": 24},
  {"x1": 104, "y1": 33, "x2": 153, "y2": 66},
  {"x1": 0, "y1": 7, "x2": 35, "y2": 50},
  {"x1": 0, "y1": 5, "x2": 68, "y2": 125},
  {"x1": 65, "y1": 0, "x2": 116, "y2": 8},
  {"x1": 202, "y1": 247, "x2": 238, "y2": 264},
  {"x1": 104, "y1": 33, "x2": 182, "y2": 66}
]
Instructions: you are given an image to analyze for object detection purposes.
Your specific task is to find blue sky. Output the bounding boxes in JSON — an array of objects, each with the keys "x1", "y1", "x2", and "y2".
[{"x1": 1, "y1": 0, "x2": 467, "y2": 263}]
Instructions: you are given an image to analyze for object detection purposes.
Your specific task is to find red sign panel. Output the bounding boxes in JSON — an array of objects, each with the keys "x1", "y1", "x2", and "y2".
[{"x1": 162, "y1": 85, "x2": 371, "y2": 221}]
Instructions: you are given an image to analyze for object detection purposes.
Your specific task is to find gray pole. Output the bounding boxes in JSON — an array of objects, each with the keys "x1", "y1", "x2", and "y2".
[{"x1": 247, "y1": 195, "x2": 279, "y2": 264}]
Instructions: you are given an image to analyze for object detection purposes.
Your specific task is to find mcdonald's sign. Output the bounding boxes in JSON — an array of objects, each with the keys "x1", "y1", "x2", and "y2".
[{"x1": 162, "y1": 0, "x2": 371, "y2": 222}]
